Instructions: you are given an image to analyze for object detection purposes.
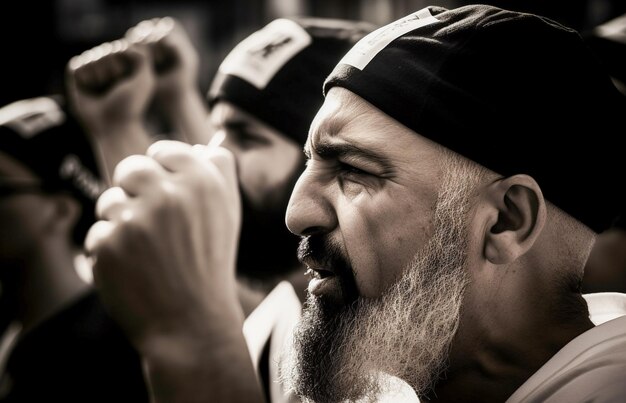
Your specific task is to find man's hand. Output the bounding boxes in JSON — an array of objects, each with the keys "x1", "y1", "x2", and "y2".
[
  {"x1": 86, "y1": 142, "x2": 262, "y2": 402},
  {"x1": 125, "y1": 17, "x2": 213, "y2": 145},
  {"x1": 126, "y1": 17, "x2": 199, "y2": 99},
  {"x1": 86, "y1": 140, "x2": 240, "y2": 345},
  {"x1": 67, "y1": 40, "x2": 156, "y2": 136},
  {"x1": 66, "y1": 40, "x2": 156, "y2": 184}
]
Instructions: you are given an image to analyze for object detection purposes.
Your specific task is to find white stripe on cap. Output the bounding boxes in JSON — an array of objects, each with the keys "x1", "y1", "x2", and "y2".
[
  {"x1": 338, "y1": 7, "x2": 438, "y2": 70},
  {"x1": 0, "y1": 97, "x2": 65, "y2": 139},
  {"x1": 218, "y1": 18, "x2": 312, "y2": 89}
]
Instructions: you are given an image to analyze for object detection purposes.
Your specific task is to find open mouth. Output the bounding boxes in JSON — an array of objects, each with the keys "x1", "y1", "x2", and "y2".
[
  {"x1": 306, "y1": 267, "x2": 334, "y2": 280},
  {"x1": 305, "y1": 267, "x2": 343, "y2": 301}
]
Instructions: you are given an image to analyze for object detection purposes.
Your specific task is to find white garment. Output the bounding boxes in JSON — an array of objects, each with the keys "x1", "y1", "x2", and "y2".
[
  {"x1": 243, "y1": 282, "x2": 302, "y2": 403},
  {"x1": 584, "y1": 292, "x2": 626, "y2": 325},
  {"x1": 246, "y1": 287, "x2": 626, "y2": 403},
  {"x1": 243, "y1": 282, "x2": 419, "y2": 403},
  {"x1": 506, "y1": 292, "x2": 626, "y2": 403}
]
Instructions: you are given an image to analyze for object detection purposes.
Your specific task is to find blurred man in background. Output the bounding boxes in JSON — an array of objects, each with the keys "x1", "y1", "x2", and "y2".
[{"x1": 0, "y1": 96, "x2": 148, "y2": 402}]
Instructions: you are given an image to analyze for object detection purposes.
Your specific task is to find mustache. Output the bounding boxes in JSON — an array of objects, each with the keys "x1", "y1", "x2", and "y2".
[
  {"x1": 297, "y1": 235, "x2": 359, "y2": 304},
  {"x1": 297, "y1": 235, "x2": 347, "y2": 274}
]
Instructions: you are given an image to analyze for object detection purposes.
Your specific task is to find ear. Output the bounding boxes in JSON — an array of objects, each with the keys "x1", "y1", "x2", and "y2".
[
  {"x1": 480, "y1": 175, "x2": 546, "y2": 265},
  {"x1": 45, "y1": 194, "x2": 82, "y2": 237}
]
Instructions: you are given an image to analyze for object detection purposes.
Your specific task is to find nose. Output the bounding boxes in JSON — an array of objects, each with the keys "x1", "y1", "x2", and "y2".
[{"x1": 286, "y1": 168, "x2": 337, "y2": 236}]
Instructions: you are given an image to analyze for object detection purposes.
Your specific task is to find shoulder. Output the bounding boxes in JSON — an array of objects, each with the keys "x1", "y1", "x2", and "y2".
[
  {"x1": 244, "y1": 281, "x2": 303, "y2": 403},
  {"x1": 527, "y1": 356, "x2": 626, "y2": 403},
  {"x1": 508, "y1": 313, "x2": 626, "y2": 402},
  {"x1": 507, "y1": 291, "x2": 626, "y2": 403}
]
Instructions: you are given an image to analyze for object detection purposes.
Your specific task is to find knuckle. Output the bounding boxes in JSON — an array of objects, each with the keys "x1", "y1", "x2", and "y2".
[
  {"x1": 85, "y1": 220, "x2": 114, "y2": 255},
  {"x1": 114, "y1": 155, "x2": 160, "y2": 186},
  {"x1": 96, "y1": 187, "x2": 126, "y2": 214},
  {"x1": 68, "y1": 55, "x2": 82, "y2": 71}
]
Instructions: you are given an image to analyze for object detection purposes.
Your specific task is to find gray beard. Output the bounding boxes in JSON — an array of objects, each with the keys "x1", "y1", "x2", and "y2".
[{"x1": 280, "y1": 157, "x2": 482, "y2": 402}]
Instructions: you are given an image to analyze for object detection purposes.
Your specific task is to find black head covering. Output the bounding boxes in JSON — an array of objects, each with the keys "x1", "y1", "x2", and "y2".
[
  {"x1": 209, "y1": 17, "x2": 374, "y2": 145},
  {"x1": 0, "y1": 96, "x2": 104, "y2": 244},
  {"x1": 324, "y1": 5, "x2": 626, "y2": 233}
]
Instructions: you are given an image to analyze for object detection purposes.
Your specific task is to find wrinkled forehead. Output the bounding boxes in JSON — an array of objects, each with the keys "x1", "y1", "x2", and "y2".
[{"x1": 307, "y1": 87, "x2": 443, "y2": 167}]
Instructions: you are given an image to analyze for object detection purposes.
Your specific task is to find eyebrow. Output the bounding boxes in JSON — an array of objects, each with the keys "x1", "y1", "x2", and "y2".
[
  {"x1": 220, "y1": 120, "x2": 267, "y2": 140},
  {"x1": 308, "y1": 141, "x2": 394, "y2": 173},
  {"x1": 221, "y1": 120, "x2": 250, "y2": 133}
]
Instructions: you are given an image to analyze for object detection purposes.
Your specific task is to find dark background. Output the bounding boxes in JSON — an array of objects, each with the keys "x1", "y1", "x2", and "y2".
[{"x1": 1, "y1": 0, "x2": 625, "y2": 107}]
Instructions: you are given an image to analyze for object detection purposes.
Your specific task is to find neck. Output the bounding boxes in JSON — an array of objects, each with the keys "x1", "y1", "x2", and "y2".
[
  {"x1": 14, "y1": 240, "x2": 90, "y2": 333},
  {"x1": 425, "y1": 264, "x2": 593, "y2": 402}
]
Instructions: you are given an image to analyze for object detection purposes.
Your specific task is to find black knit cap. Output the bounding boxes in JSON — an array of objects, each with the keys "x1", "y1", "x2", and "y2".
[
  {"x1": 208, "y1": 17, "x2": 374, "y2": 145},
  {"x1": 324, "y1": 5, "x2": 626, "y2": 233},
  {"x1": 0, "y1": 96, "x2": 104, "y2": 244}
]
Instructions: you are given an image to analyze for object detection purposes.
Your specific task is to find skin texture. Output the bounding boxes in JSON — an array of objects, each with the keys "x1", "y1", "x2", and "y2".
[
  {"x1": 68, "y1": 19, "x2": 309, "y2": 307},
  {"x1": 211, "y1": 102, "x2": 303, "y2": 210},
  {"x1": 85, "y1": 141, "x2": 263, "y2": 403},
  {"x1": 211, "y1": 102, "x2": 306, "y2": 290},
  {"x1": 284, "y1": 87, "x2": 596, "y2": 402},
  {"x1": 67, "y1": 17, "x2": 211, "y2": 186},
  {"x1": 281, "y1": 148, "x2": 478, "y2": 401},
  {"x1": 65, "y1": 21, "x2": 306, "y2": 400},
  {"x1": 126, "y1": 17, "x2": 213, "y2": 146},
  {"x1": 287, "y1": 88, "x2": 442, "y2": 297},
  {"x1": 66, "y1": 39, "x2": 154, "y2": 185}
]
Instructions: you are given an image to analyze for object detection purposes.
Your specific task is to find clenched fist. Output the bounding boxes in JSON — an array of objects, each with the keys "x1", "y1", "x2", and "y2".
[
  {"x1": 86, "y1": 140, "x2": 241, "y2": 349},
  {"x1": 125, "y1": 17, "x2": 213, "y2": 145},
  {"x1": 67, "y1": 40, "x2": 156, "y2": 136},
  {"x1": 85, "y1": 141, "x2": 263, "y2": 402},
  {"x1": 126, "y1": 17, "x2": 200, "y2": 98}
]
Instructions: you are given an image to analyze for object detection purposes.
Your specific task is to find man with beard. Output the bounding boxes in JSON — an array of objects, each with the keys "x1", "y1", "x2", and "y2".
[
  {"x1": 83, "y1": 4, "x2": 626, "y2": 403},
  {"x1": 281, "y1": 5, "x2": 626, "y2": 402}
]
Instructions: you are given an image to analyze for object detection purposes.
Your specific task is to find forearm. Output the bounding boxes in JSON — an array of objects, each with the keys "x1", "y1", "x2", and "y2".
[
  {"x1": 161, "y1": 88, "x2": 213, "y2": 145},
  {"x1": 141, "y1": 307, "x2": 265, "y2": 403},
  {"x1": 91, "y1": 121, "x2": 153, "y2": 184}
]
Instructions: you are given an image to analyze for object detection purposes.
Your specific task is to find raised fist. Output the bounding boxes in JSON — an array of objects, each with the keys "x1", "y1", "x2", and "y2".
[{"x1": 86, "y1": 141, "x2": 241, "y2": 348}]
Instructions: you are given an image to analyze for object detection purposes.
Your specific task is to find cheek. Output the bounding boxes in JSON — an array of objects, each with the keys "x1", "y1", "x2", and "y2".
[
  {"x1": 239, "y1": 148, "x2": 302, "y2": 206},
  {"x1": 339, "y1": 190, "x2": 433, "y2": 297},
  {"x1": 237, "y1": 152, "x2": 270, "y2": 203}
]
